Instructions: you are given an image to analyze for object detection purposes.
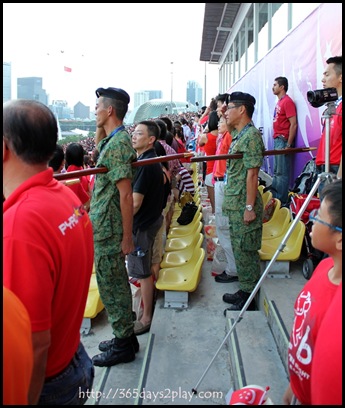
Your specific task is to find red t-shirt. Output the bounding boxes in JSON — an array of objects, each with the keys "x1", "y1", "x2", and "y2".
[
  {"x1": 3, "y1": 168, "x2": 94, "y2": 377},
  {"x1": 66, "y1": 164, "x2": 90, "y2": 205},
  {"x1": 288, "y1": 257, "x2": 338, "y2": 404},
  {"x1": 203, "y1": 132, "x2": 218, "y2": 175},
  {"x1": 273, "y1": 94, "x2": 297, "y2": 139},
  {"x1": 311, "y1": 283, "x2": 342, "y2": 405},
  {"x1": 213, "y1": 131, "x2": 232, "y2": 178},
  {"x1": 315, "y1": 100, "x2": 342, "y2": 165}
]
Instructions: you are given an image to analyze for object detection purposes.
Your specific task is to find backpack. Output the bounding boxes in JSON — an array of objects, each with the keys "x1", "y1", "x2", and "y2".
[
  {"x1": 177, "y1": 202, "x2": 198, "y2": 225},
  {"x1": 291, "y1": 158, "x2": 317, "y2": 195}
]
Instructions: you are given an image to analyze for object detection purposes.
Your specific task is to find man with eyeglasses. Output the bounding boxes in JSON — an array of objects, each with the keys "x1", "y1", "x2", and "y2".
[{"x1": 222, "y1": 92, "x2": 265, "y2": 312}]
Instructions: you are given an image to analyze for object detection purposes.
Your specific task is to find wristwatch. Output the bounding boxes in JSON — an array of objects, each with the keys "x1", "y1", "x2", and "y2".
[
  {"x1": 245, "y1": 204, "x2": 253, "y2": 211},
  {"x1": 286, "y1": 144, "x2": 291, "y2": 148}
]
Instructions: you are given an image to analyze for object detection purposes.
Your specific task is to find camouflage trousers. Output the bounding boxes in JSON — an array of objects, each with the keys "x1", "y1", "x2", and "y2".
[
  {"x1": 94, "y1": 249, "x2": 133, "y2": 339},
  {"x1": 228, "y1": 211, "x2": 262, "y2": 293}
]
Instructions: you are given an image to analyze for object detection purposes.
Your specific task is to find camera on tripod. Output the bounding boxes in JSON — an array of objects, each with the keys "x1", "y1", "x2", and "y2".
[{"x1": 307, "y1": 87, "x2": 338, "y2": 108}]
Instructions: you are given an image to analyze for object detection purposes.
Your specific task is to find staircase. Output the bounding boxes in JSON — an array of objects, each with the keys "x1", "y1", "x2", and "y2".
[{"x1": 84, "y1": 253, "x2": 306, "y2": 405}]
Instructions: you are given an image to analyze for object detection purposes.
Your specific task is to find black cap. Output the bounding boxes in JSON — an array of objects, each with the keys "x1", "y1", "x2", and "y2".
[
  {"x1": 95, "y1": 87, "x2": 130, "y2": 104},
  {"x1": 227, "y1": 92, "x2": 256, "y2": 106}
]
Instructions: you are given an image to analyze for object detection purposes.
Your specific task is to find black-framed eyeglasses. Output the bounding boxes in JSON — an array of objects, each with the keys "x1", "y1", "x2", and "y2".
[
  {"x1": 227, "y1": 105, "x2": 240, "y2": 110},
  {"x1": 309, "y1": 209, "x2": 342, "y2": 232}
]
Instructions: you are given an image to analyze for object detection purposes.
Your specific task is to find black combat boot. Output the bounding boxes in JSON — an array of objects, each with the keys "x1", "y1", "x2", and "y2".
[
  {"x1": 98, "y1": 333, "x2": 139, "y2": 353},
  {"x1": 92, "y1": 336, "x2": 135, "y2": 367},
  {"x1": 223, "y1": 289, "x2": 250, "y2": 304}
]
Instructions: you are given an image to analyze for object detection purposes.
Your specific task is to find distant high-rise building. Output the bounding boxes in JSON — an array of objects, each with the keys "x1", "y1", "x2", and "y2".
[
  {"x1": 17, "y1": 77, "x2": 48, "y2": 105},
  {"x1": 134, "y1": 90, "x2": 163, "y2": 108},
  {"x1": 3, "y1": 62, "x2": 12, "y2": 102},
  {"x1": 186, "y1": 81, "x2": 203, "y2": 107},
  {"x1": 50, "y1": 100, "x2": 73, "y2": 120},
  {"x1": 74, "y1": 101, "x2": 90, "y2": 120}
]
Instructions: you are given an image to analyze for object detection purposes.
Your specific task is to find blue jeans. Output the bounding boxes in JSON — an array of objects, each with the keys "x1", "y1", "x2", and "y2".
[
  {"x1": 271, "y1": 137, "x2": 290, "y2": 204},
  {"x1": 38, "y1": 342, "x2": 94, "y2": 405}
]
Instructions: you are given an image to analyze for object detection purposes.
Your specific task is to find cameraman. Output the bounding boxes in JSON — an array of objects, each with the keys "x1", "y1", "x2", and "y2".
[{"x1": 315, "y1": 55, "x2": 342, "y2": 193}]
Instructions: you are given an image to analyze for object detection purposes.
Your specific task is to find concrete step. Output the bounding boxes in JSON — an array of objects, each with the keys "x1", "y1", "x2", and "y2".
[
  {"x1": 225, "y1": 310, "x2": 289, "y2": 405},
  {"x1": 83, "y1": 256, "x2": 306, "y2": 406}
]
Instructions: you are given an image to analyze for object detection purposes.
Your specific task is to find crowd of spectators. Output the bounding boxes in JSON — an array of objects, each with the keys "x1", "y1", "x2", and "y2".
[{"x1": 58, "y1": 111, "x2": 202, "y2": 157}]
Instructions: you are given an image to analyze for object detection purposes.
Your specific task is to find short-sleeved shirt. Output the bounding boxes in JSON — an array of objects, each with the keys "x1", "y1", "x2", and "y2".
[
  {"x1": 158, "y1": 140, "x2": 180, "y2": 178},
  {"x1": 89, "y1": 127, "x2": 137, "y2": 250},
  {"x1": 176, "y1": 166, "x2": 195, "y2": 195},
  {"x1": 223, "y1": 124, "x2": 265, "y2": 214},
  {"x1": 66, "y1": 164, "x2": 90, "y2": 205},
  {"x1": 315, "y1": 100, "x2": 342, "y2": 165},
  {"x1": 289, "y1": 257, "x2": 338, "y2": 404},
  {"x1": 273, "y1": 94, "x2": 297, "y2": 139},
  {"x1": 132, "y1": 148, "x2": 164, "y2": 233},
  {"x1": 213, "y1": 131, "x2": 232, "y2": 178},
  {"x1": 3, "y1": 168, "x2": 94, "y2": 377}
]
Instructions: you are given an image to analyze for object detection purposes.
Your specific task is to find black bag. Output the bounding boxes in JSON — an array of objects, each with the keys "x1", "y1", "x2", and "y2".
[{"x1": 177, "y1": 202, "x2": 198, "y2": 225}]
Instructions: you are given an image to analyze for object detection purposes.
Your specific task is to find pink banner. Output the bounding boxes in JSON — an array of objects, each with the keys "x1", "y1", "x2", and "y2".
[{"x1": 227, "y1": 3, "x2": 342, "y2": 181}]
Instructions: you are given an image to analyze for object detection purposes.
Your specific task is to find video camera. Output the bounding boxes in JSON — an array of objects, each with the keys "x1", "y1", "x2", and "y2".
[{"x1": 307, "y1": 87, "x2": 338, "y2": 108}]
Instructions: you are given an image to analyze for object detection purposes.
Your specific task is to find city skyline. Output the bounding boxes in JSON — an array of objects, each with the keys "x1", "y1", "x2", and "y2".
[{"x1": 3, "y1": 3, "x2": 219, "y2": 110}]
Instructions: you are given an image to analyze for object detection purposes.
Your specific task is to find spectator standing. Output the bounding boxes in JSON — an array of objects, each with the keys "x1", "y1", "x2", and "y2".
[
  {"x1": 213, "y1": 114, "x2": 238, "y2": 283},
  {"x1": 89, "y1": 87, "x2": 139, "y2": 367},
  {"x1": 127, "y1": 120, "x2": 164, "y2": 335},
  {"x1": 198, "y1": 110, "x2": 219, "y2": 214},
  {"x1": 155, "y1": 119, "x2": 178, "y2": 235},
  {"x1": 271, "y1": 76, "x2": 297, "y2": 205},
  {"x1": 282, "y1": 179, "x2": 342, "y2": 405},
  {"x1": 181, "y1": 117, "x2": 192, "y2": 147},
  {"x1": 65, "y1": 142, "x2": 91, "y2": 211},
  {"x1": 3, "y1": 286, "x2": 34, "y2": 405},
  {"x1": 161, "y1": 116, "x2": 179, "y2": 153},
  {"x1": 173, "y1": 161, "x2": 196, "y2": 201},
  {"x1": 151, "y1": 140, "x2": 172, "y2": 281},
  {"x1": 315, "y1": 55, "x2": 342, "y2": 194},
  {"x1": 48, "y1": 144, "x2": 65, "y2": 173},
  {"x1": 222, "y1": 92, "x2": 265, "y2": 311},
  {"x1": 3, "y1": 99, "x2": 94, "y2": 404}
]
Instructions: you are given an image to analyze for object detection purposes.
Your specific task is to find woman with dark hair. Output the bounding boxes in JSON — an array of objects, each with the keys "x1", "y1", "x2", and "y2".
[{"x1": 65, "y1": 143, "x2": 91, "y2": 211}]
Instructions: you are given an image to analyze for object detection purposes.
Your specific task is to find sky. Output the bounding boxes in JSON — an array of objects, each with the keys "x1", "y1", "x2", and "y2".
[{"x1": 3, "y1": 3, "x2": 219, "y2": 110}]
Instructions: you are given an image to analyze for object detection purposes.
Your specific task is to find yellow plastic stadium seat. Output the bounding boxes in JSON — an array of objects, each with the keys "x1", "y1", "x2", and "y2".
[
  {"x1": 156, "y1": 247, "x2": 205, "y2": 292},
  {"x1": 262, "y1": 206, "x2": 291, "y2": 240},
  {"x1": 170, "y1": 205, "x2": 201, "y2": 227},
  {"x1": 160, "y1": 233, "x2": 204, "y2": 268},
  {"x1": 262, "y1": 190, "x2": 273, "y2": 208},
  {"x1": 165, "y1": 231, "x2": 203, "y2": 252},
  {"x1": 259, "y1": 220, "x2": 306, "y2": 261},
  {"x1": 168, "y1": 214, "x2": 202, "y2": 238},
  {"x1": 84, "y1": 274, "x2": 104, "y2": 319},
  {"x1": 258, "y1": 184, "x2": 264, "y2": 195}
]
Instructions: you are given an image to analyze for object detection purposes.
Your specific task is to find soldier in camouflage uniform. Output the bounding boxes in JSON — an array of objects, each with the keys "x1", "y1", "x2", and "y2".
[
  {"x1": 222, "y1": 92, "x2": 265, "y2": 311},
  {"x1": 89, "y1": 87, "x2": 139, "y2": 367}
]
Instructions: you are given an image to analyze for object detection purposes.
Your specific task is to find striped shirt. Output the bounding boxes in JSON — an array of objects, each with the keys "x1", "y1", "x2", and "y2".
[{"x1": 176, "y1": 166, "x2": 195, "y2": 195}]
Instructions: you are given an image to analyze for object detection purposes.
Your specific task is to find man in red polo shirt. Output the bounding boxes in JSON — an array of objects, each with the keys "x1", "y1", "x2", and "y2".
[{"x1": 3, "y1": 99, "x2": 94, "y2": 405}]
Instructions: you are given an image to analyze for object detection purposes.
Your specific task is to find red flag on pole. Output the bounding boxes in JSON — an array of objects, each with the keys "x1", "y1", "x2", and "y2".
[{"x1": 64, "y1": 66, "x2": 72, "y2": 72}]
